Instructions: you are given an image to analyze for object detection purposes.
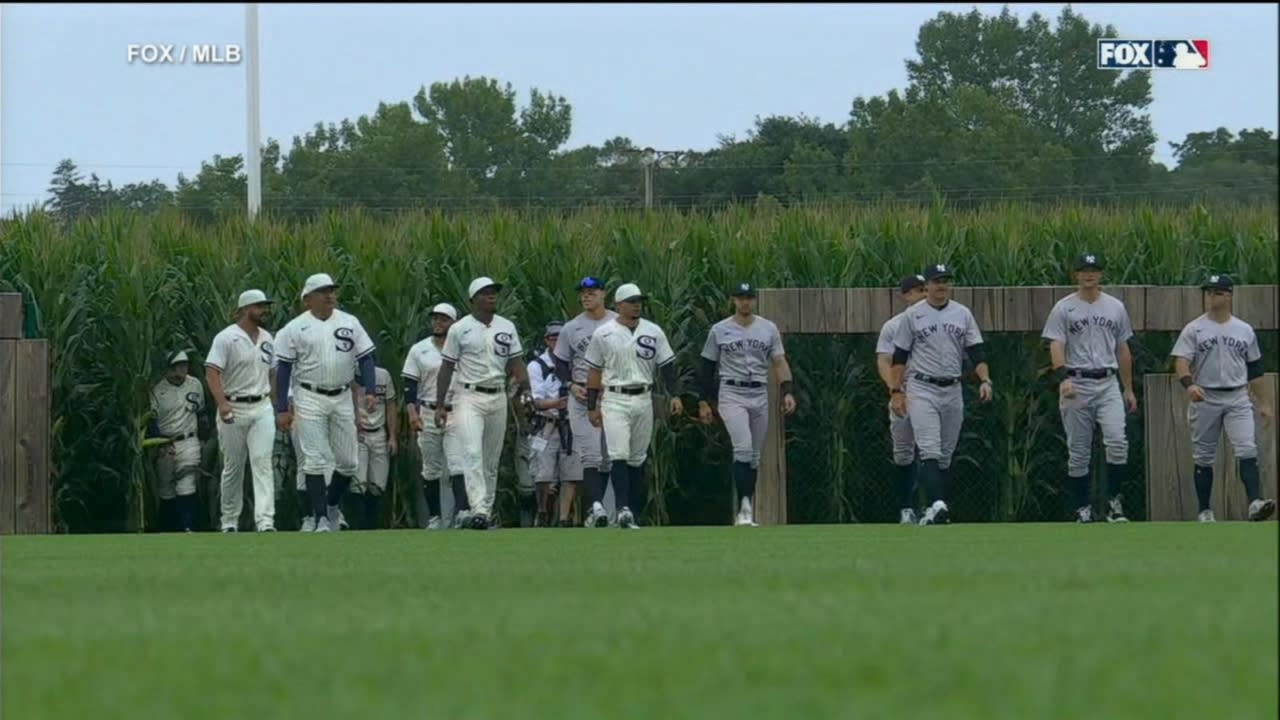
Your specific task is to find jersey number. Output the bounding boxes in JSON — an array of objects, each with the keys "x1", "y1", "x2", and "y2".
[{"x1": 334, "y1": 328, "x2": 355, "y2": 353}]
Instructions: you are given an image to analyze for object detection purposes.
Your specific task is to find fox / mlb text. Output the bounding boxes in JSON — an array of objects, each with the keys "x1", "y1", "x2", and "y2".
[{"x1": 127, "y1": 44, "x2": 242, "y2": 65}]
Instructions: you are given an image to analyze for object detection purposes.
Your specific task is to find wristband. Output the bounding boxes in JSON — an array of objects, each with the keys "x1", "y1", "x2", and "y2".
[
  {"x1": 780, "y1": 380, "x2": 795, "y2": 397},
  {"x1": 1180, "y1": 375, "x2": 1194, "y2": 389},
  {"x1": 586, "y1": 387, "x2": 600, "y2": 411}
]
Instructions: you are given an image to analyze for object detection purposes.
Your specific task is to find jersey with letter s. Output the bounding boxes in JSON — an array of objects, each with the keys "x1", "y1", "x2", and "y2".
[
  {"x1": 442, "y1": 314, "x2": 523, "y2": 387},
  {"x1": 585, "y1": 318, "x2": 675, "y2": 387},
  {"x1": 274, "y1": 309, "x2": 375, "y2": 389}
]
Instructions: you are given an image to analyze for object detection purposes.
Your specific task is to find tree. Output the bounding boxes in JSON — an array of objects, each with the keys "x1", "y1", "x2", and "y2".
[{"x1": 47, "y1": 160, "x2": 113, "y2": 222}]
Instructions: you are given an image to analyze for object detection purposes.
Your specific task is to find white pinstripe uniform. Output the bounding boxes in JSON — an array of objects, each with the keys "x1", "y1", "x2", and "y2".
[
  {"x1": 150, "y1": 374, "x2": 205, "y2": 500},
  {"x1": 354, "y1": 367, "x2": 396, "y2": 495},
  {"x1": 584, "y1": 317, "x2": 675, "y2": 467},
  {"x1": 207, "y1": 323, "x2": 277, "y2": 531},
  {"x1": 403, "y1": 334, "x2": 458, "y2": 522}
]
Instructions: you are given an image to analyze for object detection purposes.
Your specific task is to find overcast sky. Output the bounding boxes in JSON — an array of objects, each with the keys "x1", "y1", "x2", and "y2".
[{"x1": 3, "y1": 3, "x2": 1276, "y2": 213}]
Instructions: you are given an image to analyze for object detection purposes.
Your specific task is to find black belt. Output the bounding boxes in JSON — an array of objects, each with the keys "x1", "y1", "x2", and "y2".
[
  {"x1": 464, "y1": 383, "x2": 503, "y2": 394},
  {"x1": 426, "y1": 402, "x2": 454, "y2": 411},
  {"x1": 169, "y1": 432, "x2": 196, "y2": 441},
  {"x1": 300, "y1": 383, "x2": 346, "y2": 397},
  {"x1": 1204, "y1": 385, "x2": 1245, "y2": 392},
  {"x1": 1067, "y1": 368, "x2": 1115, "y2": 379},
  {"x1": 229, "y1": 394, "x2": 265, "y2": 403},
  {"x1": 724, "y1": 380, "x2": 765, "y2": 389},
  {"x1": 913, "y1": 373, "x2": 960, "y2": 387},
  {"x1": 607, "y1": 385, "x2": 651, "y2": 395}
]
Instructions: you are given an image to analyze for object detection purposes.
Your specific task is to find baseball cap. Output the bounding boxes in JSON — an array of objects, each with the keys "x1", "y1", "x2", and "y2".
[
  {"x1": 169, "y1": 351, "x2": 190, "y2": 365},
  {"x1": 429, "y1": 302, "x2": 458, "y2": 321},
  {"x1": 544, "y1": 321, "x2": 564, "y2": 337},
  {"x1": 300, "y1": 273, "x2": 339, "y2": 299},
  {"x1": 237, "y1": 289, "x2": 272, "y2": 310},
  {"x1": 468, "y1": 277, "x2": 502, "y2": 298},
  {"x1": 614, "y1": 283, "x2": 646, "y2": 304},
  {"x1": 730, "y1": 282, "x2": 757, "y2": 298},
  {"x1": 577, "y1": 276, "x2": 605, "y2": 291},
  {"x1": 923, "y1": 263, "x2": 953, "y2": 282},
  {"x1": 899, "y1": 274, "x2": 926, "y2": 294},
  {"x1": 1074, "y1": 253, "x2": 1104, "y2": 271},
  {"x1": 1201, "y1": 274, "x2": 1234, "y2": 292}
]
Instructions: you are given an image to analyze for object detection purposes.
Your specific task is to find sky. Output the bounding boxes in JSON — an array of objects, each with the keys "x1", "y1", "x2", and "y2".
[{"x1": 2, "y1": 3, "x2": 1277, "y2": 213}]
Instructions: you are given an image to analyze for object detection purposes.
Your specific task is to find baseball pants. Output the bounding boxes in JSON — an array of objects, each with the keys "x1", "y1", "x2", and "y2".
[
  {"x1": 718, "y1": 385, "x2": 768, "y2": 468},
  {"x1": 217, "y1": 398, "x2": 276, "y2": 530},
  {"x1": 1188, "y1": 387, "x2": 1257, "y2": 467},
  {"x1": 418, "y1": 412, "x2": 456, "y2": 522},
  {"x1": 292, "y1": 426, "x2": 332, "y2": 491},
  {"x1": 294, "y1": 386, "x2": 359, "y2": 478},
  {"x1": 1060, "y1": 376, "x2": 1128, "y2": 477},
  {"x1": 530, "y1": 420, "x2": 583, "y2": 484},
  {"x1": 887, "y1": 403, "x2": 915, "y2": 466},
  {"x1": 154, "y1": 437, "x2": 201, "y2": 499},
  {"x1": 905, "y1": 379, "x2": 963, "y2": 469},
  {"x1": 602, "y1": 391, "x2": 654, "y2": 466},
  {"x1": 353, "y1": 429, "x2": 389, "y2": 495},
  {"x1": 452, "y1": 387, "x2": 508, "y2": 518}
]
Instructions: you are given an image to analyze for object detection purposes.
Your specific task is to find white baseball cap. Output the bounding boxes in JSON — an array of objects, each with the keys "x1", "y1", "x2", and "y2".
[
  {"x1": 468, "y1": 277, "x2": 502, "y2": 298},
  {"x1": 300, "y1": 273, "x2": 340, "y2": 299},
  {"x1": 614, "y1": 283, "x2": 646, "y2": 304},
  {"x1": 430, "y1": 302, "x2": 458, "y2": 321},
  {"x1": 236, "y1": 289, "x2": 272, "y2": 310},
  {"x1": 169, "y1": 351, "x2": 189, "y2": 365}
]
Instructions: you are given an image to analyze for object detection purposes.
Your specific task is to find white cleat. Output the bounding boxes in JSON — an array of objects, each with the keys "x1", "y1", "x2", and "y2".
[
  {"x1": 314, "y1": 516, "x2": 332, "y2": 533},
  {"x1": 426, "y1": 516, "x2": 442, "y2": 531},
  {"x1": 1198, "y1": 509, "x2": 1216, "y2": 523},
  {"x1": 586, "y1": 502, "x2": 609, "y2": 528},
  {"x1": 899, "y1": 508, "x2": 918, "y2": 525},
  {"x1": 326, "y1": 506, "x2": 347, "y2": 531},
  {"x1": 1076, "y1": 506, "x2": 1094, "y2": 524},
  {"x1": 1248, "y1": 498, "x2": 1276, "y2": 522},
  {"x1": 736, "y1": 497, "x2": 759, "y2": 527},
  {"x1": 300, "y1": 516, "x2": 316, "y2": 533},
  {"x1": 918, "y1": 500, "x2": 950, "y2": 526},
  {"x1": 1106, "y1": 496, "x2": 1130, "y2": 523},
  {"x1": 452, "y1": 510, "x2": 472, "y2": 529},
  {"x1": 617, "y1": 507, "x2": 640, "y2": 529}
]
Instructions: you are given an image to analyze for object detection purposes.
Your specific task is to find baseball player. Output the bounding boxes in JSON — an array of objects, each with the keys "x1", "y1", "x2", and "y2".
[
  {"x1": 584, "y1": 282, "x2": 683, "y2": 529},
  {"x1": 434, "y1": 277, "x2": 532, "y2": 530},
  {"x1": 1042, "y1": 253, "x2": 1139, "y2": 523},
  {"x1": 350, "y1": 365, "x2": 398, "y2": 529},
  {"x1": 287, "y1": 382, "x2": 339, "y2": 531},
  {"x1": 554, "y1": 276, "x2": 619, "y2": 527},
  {"x1": 528, "y1": 322, "x2": 579, "y2": 527},
  {"x1": 206, "y1": 289, "x2": 278, "y2": 533},
  {"x1": 273, "y1": 273, "x2": 377, "y2": 534},
  {"x1": 1172, "y1": 274, "x2": 1276, "y2": 522},
  {"x1": 876, "y1": 275, "x2": 928, "y2": 524},
  {"x1": 697, "y1": 282, "x2": 795, "y2": 527},
  {"x1": 404, "y1": 302, "x2": 462, "y2": 530},
  {"x1": 889, "y1": 263, "x2": 993, "y2": 525},
  {"x1": 147, "y1": 351, "x2": 207, "y2": 532}
]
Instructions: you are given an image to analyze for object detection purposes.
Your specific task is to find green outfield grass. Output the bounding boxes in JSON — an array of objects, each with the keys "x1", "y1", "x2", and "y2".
[{"x1": 3, "y1": 524, "x2": 1277, "y2": 719}]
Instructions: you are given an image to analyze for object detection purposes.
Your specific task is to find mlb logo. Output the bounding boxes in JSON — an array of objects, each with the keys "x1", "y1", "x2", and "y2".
[
  {"x1": 1097, "y1": 39, "x2": 1209, "y2": 70},
  {"x1": 1154, "y1": 40, "x2": 1210, "y2": 69}
]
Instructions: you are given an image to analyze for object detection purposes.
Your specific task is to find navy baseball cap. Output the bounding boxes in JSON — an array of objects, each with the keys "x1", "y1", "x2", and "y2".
[
  {"x1": 1201, "y1": 274, "x2": 1234, "y2": 292},
  {"x1": 1075, "y1": 253, "x2": 1104, "y2": 271},
  {"x1": 923, "y1": 263, "x2": 953, "y2": 282},
  {"x1": 577, "y1": 276, "x2": 605, "y2": 291},
  {"x1": 899, "y1": 274, "x2": 926, "y2": 294},
  {"x1": 730, "y1": 282, "x2": 757, "y2": 298}
]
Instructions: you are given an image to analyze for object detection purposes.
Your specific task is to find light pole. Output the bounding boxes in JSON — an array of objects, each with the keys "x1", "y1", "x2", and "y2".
[{"x1": 245, "y1": 3, "x2": 262, "y2": 219}]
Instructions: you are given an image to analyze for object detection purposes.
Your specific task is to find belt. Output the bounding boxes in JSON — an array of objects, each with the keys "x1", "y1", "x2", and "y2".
[
  {"x1": 169, "y1": 432, "x2": 196, "y2": 441},
  {"x1": 1067, "y1": 368, "x2": 1115, "y2": 379},
  {"x1": 229, "y1": 394, "x2": 265, "y2": 403},
  {"x1": 607, "y1": 385, "x2": 651, "y2": 395},
  {"x1": 300, "y1": 383, "x2": 346, "y2": 397},
  {"x1": 426, "y1": 402, "x2": 454, "y2": 411},
  {"x1": 1204, "y1": 385, "x2": 1245, "y2": 392},
  {"x1": 463, "y1": 383, "x2": 503, "y2": 394},
  {"x1": 724, "y1": 380, "x2": 765, "y2": 389},
  {"x1": 912, "y1": 373, "x2": 960, "y2": 387}
]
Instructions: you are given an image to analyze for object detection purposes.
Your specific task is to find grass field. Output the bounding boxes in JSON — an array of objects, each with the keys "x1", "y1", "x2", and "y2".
[{"x1": 3, "y1": 523, "x2": 1277, "y2": 719}]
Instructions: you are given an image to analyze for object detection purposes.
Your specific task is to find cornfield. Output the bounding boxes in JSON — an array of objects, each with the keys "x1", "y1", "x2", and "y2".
[{"x1": 1, "y1": 202, "x2": 1276, "y2": 533}]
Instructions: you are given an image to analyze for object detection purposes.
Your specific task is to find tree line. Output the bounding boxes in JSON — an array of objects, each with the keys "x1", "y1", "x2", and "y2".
[{"x1": 38, "y1": 6, "x2": 1280, "y2": 223}]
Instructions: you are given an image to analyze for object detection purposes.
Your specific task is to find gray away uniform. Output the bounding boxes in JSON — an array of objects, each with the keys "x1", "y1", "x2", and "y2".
[
  {"x1": 1041, "y1": 292, "x2": 1134, "y2": 477},
  {"x1": 1172, "y1": 314, "x2": 1262, "y2": 467},
  {"x1": 892, "y1": 299, "x2": 984, "y2": 469},
  {"x1": 877, "y1": 312, "x2": 916, "y2": 467},
  {"x1": 554, "y1": 309, "x2": 617, "y2": 519},
  {"x1": 701, "y1": 315, "x2": 786, "y2": 468}
]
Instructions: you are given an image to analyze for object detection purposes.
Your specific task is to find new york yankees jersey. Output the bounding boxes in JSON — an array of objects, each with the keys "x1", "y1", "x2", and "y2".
[
  {"x1": 585, "y1": 318, "x2": 675, "y2": 387},
  {"x1": 877, "y1": 312, "x2": 914, "y2": 372},
  {"x1": 701, "y1": 316, "x2": 784, "y2": 383},
  {"x1": 441, "y1": 314, "x2": 523, "y2": 387},
  {"x1": 403, "y1": 337, "x2": 455, "y2": 406},
  {"x1": 1041, "y1": 292, "x2": 1133, "y2": 369},
  {"x1": 151, "y1": 376, "x2": 205, "y2": 437},
  {"x1": 273, "y1": 309, "x2": 375, "y2": 389},
  {"x1": 1171, "y1": 314, "x2": 1262, "y2": 388},
  {"x1": 554, "y1": 310, "x2": 618, "y2": 384},
  {"x1": 892, "y1": 300, "x2": 984, "y2": 379},
  {"x1": 205, "y1": 325, "x2": 274, "y2": 398},
  {"x1": 359, "y1": 367, "x2": 396, "y2": 430}
]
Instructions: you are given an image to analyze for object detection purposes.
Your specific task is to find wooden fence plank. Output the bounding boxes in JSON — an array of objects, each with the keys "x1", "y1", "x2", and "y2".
[
  {"x1": 0, "y1": 341, "x2": 16, "y2": 534},
  {"x1": 1234, "y1": 285, "x2": 1278, "y2": 331},
  {"x1": 1003, "y1": 287, "x2": 1037, "y2": 332},
  {"x1": 951, "y1": 287, "x2": 973, "y2": 314},
  {"x1": 15, "y1": 341, "x2": 50, "y2": 533},
  {"x1": 868, "y1": 288, "x2": 894, "y2": 329},
  {"x1": 755, "y1": 288, "x2": 780, "y2": 320},
  {"x1": 769, "y1": 289, "x2": 802, "y2": 334},
  {"x1": 845, "y1": 289, "x2": 877, "y2": 334},
  {"x1": 970, "y1": 287, "x2": 1004, "y2": 331},
  {"x1": 1108, "y1": 285, "x2": 1147, "y2": 332},
  {"x1": 0, "y1": 294, "x2": 21, "y2": 340},
  {"x1": 1144, "y1": 287, "x2": 1186, "y2": 332},
  {"x1": 803, "y1": 289, "x2": 847, "y2": 334},
  {"x1": 757, "y1": 363, "x2": 786, "y2": 525}
]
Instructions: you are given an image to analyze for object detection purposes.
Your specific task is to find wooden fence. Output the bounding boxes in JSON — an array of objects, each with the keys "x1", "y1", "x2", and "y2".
[
  {"x1": 0, "y1": 293, "x2": 52, "y2": 534},
  {"x1": 753, "y1": 285, "x2": 1280, "y2": 525}
]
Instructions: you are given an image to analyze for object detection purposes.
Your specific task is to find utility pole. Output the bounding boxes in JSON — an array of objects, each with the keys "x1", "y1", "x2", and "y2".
[
  {"x1": 245, "y1": 3, "x2": 262, "y2": 220},
  {"x1": 632, "y1": 147, "x2": 685, "y2": 209}
]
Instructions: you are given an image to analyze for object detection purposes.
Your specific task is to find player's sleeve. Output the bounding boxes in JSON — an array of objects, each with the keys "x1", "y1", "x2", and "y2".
[
  {"x1": 699, "y1": 327, "x2": 719, "y2": 362},
  {"x1": 583, "y1": 331, "x2": 605, "y2": 370},
  {"x1": 507, "y1": 323, "x2": 524, "y2": 357},
  {"x1": 875, "y1": 320, "x2": 897, "y2": 356},
  {"x1": 441, "y1": 325, "x2": 461, "y2": 363},
  {"x1": 401, "y1": 349, "x2": 421, "y2": 382},
  {"x1": 353, "y1": 320, "x2": 375, "y2": 359},
  {"x1": 769, "y1": 323, "x2": 786, "y2": 359},
  {"x1": 655, "y1": 328, "x2": 676, "y2": 367},
  {"x1": 205, "y1": 332, "x2": 228, "y2": 371},
  {"x1": 963, "y1": 307, "x2": 984, "y2": 348},
  {"x1": 552, "y1": 325, "x2": 573, "y2": 363},
  {"x1": 274, "y1": 325, "x2": 296, "y2": 363},
  {"x1": 1170, "y1": 324, "x2": 1197, "y2": 360},
  {"x1": 1040, "y1": 302, "x2": 1067, "y2": 344},
  {"x1": 1246, "y1": 329, "x2": 1262, "y2": 363},
  {"x1": 891, "y1": 312, "x2": 914, "y2": 355}
]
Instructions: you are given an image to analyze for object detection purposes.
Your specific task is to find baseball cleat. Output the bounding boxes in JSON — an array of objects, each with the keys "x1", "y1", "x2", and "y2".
[
  {"x1": 617, "y1": 507, "x2": 639, "y2": 529},
  {"x1": 300, "y1": 516, "x2": 316, "y2": 533},
  {"x1": 453, "y1": 510, "x2": 472, "y2": 529},
  {"x1": 468, "y1": 513, "x2": 490, "y2": 530},
  {"x1": 586, "y1": 502, "x2": 609, "y2": 528},
  {"x1": 258, "y1": 525, "x2": 276, "y2": 533},
  {"x1": 314, "y1": 517, "x2": 332, "y2": 533},
  {"x1": 1248, "y1": 498, "x2": 1276, "y2": 522},
  {"x1": 918, "y1": 500, "x2": 950, "y2": 526},
  {"x1": 426, "y1": 516, "x2": 442, "y2": 531},
  {"x1": 736, "y1": 498, "x2": 758, "y2": 527},
  {"x1": 221, "y1": 526, "x2": 237, "y2": 533},
  {"x1": 1198, "y1": 509, "x2": 1216, "y2": 523},
  {"x1": 1106, "y1": 496, "x2": 1129, "y2": 523},
  {"x1": 1076, "y1": 506, "x2": 1094, "y2": 524},
  {"x1": 898, "y1": 508, "x2": 917, "y2": 525}
]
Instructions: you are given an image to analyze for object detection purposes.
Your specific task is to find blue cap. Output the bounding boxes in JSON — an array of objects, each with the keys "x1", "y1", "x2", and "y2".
[{"x1": 577, "y1": 276, "x2": 605, "y2": 290}]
